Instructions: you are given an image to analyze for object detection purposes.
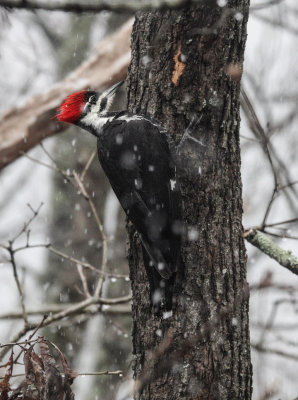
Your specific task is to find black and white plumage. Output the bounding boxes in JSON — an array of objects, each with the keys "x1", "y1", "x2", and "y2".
[{"x1": 56, "y1": 81, "x2": 182, "y2": 311}]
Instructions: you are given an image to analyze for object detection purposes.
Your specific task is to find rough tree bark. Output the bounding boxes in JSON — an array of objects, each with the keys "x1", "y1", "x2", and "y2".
[{"x1": 127, "y1": 2, "x2": 252, "y2": 399}]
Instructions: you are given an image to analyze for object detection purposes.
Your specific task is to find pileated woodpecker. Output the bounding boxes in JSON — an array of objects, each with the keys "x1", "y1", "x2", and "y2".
[{"x1": 56, "y1": 81, "x2": 182, "y2": 311}]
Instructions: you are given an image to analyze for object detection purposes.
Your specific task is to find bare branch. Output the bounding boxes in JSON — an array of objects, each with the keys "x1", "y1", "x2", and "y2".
[
  {"x1": 0, "y1": 0, "x2": 200, "y2": 13},
  {"x1": 261, "y1": 188, "x2": 278, "y2": 228},
  {"x1": 252, "y1": 13, "x2": 298, "y2": 36},
  {"x1": 240, "y1": 87, "x2": 278, "y2": 189},
  {"x1": 11, "y1": 202, "x2": 44, "y2": 242},
  {"x1": 0, "y1": 304, "x2": 131, "y2": 320},
  {"x1": 73, "y1": 171, "x2": 108, "y2": 298},
  {"x1": 44, "y1": 294, "x2": 131, "y2": 320},
  {"x1": 262, "y1": 230, "x2": 298, "y2": 241},
  {"x1": 0, "y1": 202, "x2": 44, "y2": 328},
  {"x1": 279, "y1": 180, "x2": 298, "y2": 191},
  {"x1": 251, "y1": 343, "x2": 298, "y2": 361},
  {"x1": 0, "y1": 295, "x2": 131, "y2": 360},
  {"x1": 76, "y1": 370, "x2": 124, "y2": 377},
  {"x1": 77, "y1": 264, "x2": 92, "y2": 298},
  {"x1": 6, "y1": 244, "x2": 28, "y2": 326},
  {"x1": 264, "y1": 217, "x2": 298, "y2": 228},
  {"x1": 22, "y1": 146, "x2": 111, "y2": 291},
  {"x1": 0, "y1": 369, "x2": 124, "y2": 380},
  {"x1": 257, "y1": 298, "x2": 296, "y2": 348},
  {"x1": 47, "y1": 245, "x2": 128, "y2": 279},
  {"x1": 240, "y1": 86, "x2": 298, "y2": 228},
  {"x1": 250, "y1": 0, "x2": 284, "y2": 10},
  {"x1": 80, "y1": 150, "x2": 97, "y2": 182},
  {"x1": 0, "y1": 315, "x2": 47, "y2": 362}
]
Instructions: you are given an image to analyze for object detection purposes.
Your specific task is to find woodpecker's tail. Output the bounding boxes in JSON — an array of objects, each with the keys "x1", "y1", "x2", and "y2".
[{"x1": 142, "y1": 247, "x2": 175, "y2": 313}]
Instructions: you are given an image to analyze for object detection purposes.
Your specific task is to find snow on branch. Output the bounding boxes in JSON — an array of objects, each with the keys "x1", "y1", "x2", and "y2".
[
  {"x1": 0, "y1": 304, "x2": 131, "y2": 320},
  {"x1": 0, "y1": 18, "x2": 133, "y2": 170},
  {"x1": 244, "y1": 229, "x2": 298, "y2": 275},
  {"x1": 0, "y1": 0, "x2": 201, "y2": 13}
]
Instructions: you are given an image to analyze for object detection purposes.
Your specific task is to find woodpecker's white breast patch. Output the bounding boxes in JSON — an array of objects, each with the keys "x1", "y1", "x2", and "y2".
[{"x1": 81, "y1": 114, "x2": 111, "y2": 131}]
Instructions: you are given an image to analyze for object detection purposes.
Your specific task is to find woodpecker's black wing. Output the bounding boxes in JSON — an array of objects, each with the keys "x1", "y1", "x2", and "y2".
[{"x1": 97, "y1": 115, "x2": 181, "y2": 281}]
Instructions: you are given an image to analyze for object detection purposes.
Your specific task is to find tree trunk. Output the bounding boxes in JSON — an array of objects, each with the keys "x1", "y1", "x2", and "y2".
[{"x1": 126, "y1": 2, "x2": 252, "y2": 399}]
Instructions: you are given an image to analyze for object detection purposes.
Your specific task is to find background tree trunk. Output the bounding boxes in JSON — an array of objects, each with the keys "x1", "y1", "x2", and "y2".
[{"x1": 126, "y1": 2, "x2": 252, "y2": 399}]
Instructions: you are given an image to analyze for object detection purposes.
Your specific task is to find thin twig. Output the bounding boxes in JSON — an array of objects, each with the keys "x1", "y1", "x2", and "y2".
[
  {"x1": 253, "y1": 13, "x2": 298, "y2": 36},
  {"x1": 251, "y1": 343, "x2": 298, "y2": 361},
  {"x1": 241, "y1": 85, "x2": 298, "y2": 200},
  {"x1": 279, "y1": 180, "x2": 298, "y2": 191},
  {"x1": 240, "y1": 87, "x2": 298, "y2": 228},
  {"x1": 262, "y1": 188, "x2": 278, "y2": 229},
  {"x1": 7, "y1": 244, "x2": 28, "y2": 326},
  {"x1": 0, "y1": 295, "x2": 131, "y2": 360},
  {"x1": 264, "y1": 217, "x2": 298, "y2": 228},
  {"x1": 251, "y1": 321, "x2": 298, "y2": 331},
  {"x1": 240, "y1": 134, "x2": 261, "y2": 143},
  {"x1": 11, "y1": 202, "x2": 44, "y2": 242},
  {"x1": 80, "y1": 150, "x2": 97, "y2": 181},
  {"x1": 0, "y1": 304, "x2": 131, "y2": 320},
  {"x1": 77, "y1": 264, "x2": 91, "y2": 298},
  {"x1": 241, "y1": 87, "x2": 278, "y2": 188},
  {"x1": 13, "y1": 316, "x2": 48, "y2": 365},
  {"x1": 77, "y1": 370, "x2": 124, "y2": 376},
  {"x1": 0, "y1": 339, "x2": 39, "y2": 348},
  {"x1": 240, "y1": 87, "x2": 280, "y2": 228},
  {"x1": 0, "y1": 369, "x2": 124, "y2": 379},
  {"x1": 12, "y1": 244, "x2": 128, "y2": 279},
  {"x1": 22, "y1": 148, "x2": 109, "y2": 296},
  {"x1": 250, "y1": 0, "x2": 284, "y2": 10},
  {"x1": 0, "y1": 326, "x2": 28, "y2": 361},
  {"x1": 21, "y1": 151, "x2": 60, "y2": 173},
  {"x1": 257, "y1": 298, "x2": 296, "y2": 348},
  {"x1": 73, "y1": 171, "x2": 108, "y2": 298},
  {"x1": 263, "y1": 230, "x2": 298, "y2": 241},
  {"x1": 0, "y1": 315, "x2": 46, "y2": 362}
]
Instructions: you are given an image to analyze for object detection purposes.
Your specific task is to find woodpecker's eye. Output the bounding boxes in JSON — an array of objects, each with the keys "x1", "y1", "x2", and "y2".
[{"x1": 89, "y1": 95, "x2": 96, "y2": 105}]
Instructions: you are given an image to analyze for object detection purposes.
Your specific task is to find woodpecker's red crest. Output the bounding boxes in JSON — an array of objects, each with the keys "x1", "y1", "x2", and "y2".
[{"x1": 56, "y1": 91, "x2": 88, "y2": 123}]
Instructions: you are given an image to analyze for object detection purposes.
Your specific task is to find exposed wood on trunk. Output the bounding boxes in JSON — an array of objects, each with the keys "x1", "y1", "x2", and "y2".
[
  {"x1": 172, "y1": 43, "x2": 186, "y2": 86},
  {"x1": 0, "y1": 19, "x2": 133, "y2": 170},
  {"x1": 127, "y1": 2, "x2": 252, "y2": 399}
]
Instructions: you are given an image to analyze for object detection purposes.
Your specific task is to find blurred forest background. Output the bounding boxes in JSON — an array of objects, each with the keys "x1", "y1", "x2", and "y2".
[{"x1": 0, "y1": 1, "x2": 297, "y2": 399}]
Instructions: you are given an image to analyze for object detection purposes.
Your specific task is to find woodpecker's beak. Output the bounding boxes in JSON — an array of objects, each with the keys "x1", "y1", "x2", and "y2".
[{"x1": 103, "y1": 80, "x2": 124, "y2": 98}]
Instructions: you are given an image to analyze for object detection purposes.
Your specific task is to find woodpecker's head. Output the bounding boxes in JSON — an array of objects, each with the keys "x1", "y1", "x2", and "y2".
[{"x1": 56, "y1": 81, "x2": 124, "y2": 127}]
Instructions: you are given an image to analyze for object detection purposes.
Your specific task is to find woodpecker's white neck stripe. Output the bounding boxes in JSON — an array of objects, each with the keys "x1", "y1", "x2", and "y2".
[
  {"x1": 80, "y1": 114, "x2": 112, "y2": 132},
  {"x1": 80, "y1": 91, "x2": 116, "y2": 133},
  {"x1": 118, "y1": 115, "x2": 144, "y2": 122},
  {"x1": 118, "y1": 115, "x2": 162, "y2": 130}
]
